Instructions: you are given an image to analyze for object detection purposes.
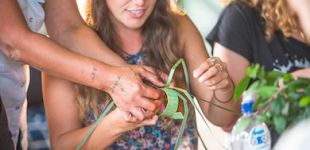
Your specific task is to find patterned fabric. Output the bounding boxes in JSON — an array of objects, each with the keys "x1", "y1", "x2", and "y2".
[{"x1": 84, "y1": 51, "x2": 198, "y2": 149}]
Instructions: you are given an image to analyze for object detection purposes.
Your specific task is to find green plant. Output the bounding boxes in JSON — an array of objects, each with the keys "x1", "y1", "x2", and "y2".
[{"x1": 233, "y1": 64, "x2": 310, "y2": 134}]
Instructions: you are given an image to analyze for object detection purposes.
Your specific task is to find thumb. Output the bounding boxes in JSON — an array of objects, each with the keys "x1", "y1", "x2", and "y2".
[{"x1": 138, "y1": 115, "x2": 158, "y2": 127}]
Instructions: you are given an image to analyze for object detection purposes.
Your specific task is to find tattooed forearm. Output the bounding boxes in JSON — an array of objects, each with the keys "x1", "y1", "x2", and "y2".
[
  {"x1": 91, "y1": 66, "x2": 97, "y2": 80},
  {"x1": 111, "y1": 76, "x2": 121, "y2": 93}
]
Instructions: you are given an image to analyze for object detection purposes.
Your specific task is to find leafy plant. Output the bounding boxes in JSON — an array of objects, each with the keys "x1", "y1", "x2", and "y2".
[{"x1": 233, "y1": 64, "x2": 310, "y2": 134}]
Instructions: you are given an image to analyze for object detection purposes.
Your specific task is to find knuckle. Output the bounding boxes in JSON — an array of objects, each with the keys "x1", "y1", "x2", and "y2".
[
  {"x1": 148, "y1": 104, "x2": 156, "y2": 111},
  {"x1": 132, "y1": 84, "x2": 142, "y2": 92},
  {"x1": 139, "y1": 115, "x2": 145, "y2": 121},
  {"x1": 209, "y1": 79, "x2": 215, "y2": 85},
  {"x1": 223, "y1": 79, "x2": 229, "y2": 85}
]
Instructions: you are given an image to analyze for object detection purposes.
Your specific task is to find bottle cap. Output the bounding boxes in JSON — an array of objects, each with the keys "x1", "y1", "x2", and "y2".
[{"x1": 241, "y1": 91, "x2": 256, "y2": 113}]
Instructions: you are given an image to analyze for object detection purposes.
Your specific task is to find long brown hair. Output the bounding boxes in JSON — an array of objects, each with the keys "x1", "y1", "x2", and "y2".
[
  {"x1": 76, "y1": 0, "x2": 184, "y2": 121},
  {"x1": 223, "y1": 0, "x2": 303, "y2": 41}
]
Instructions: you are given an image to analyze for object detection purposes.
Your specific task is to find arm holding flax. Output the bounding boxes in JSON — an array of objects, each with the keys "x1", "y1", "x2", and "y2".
[
  {"x1": 42, "y1": 75, "x2": 158, "y2": 150},
  {"x1": 44, "y1": 0, "x2": 166, "y2": 121},
  {"x1": 177, "y1": 15, "x2": 238, "y2": 128}
]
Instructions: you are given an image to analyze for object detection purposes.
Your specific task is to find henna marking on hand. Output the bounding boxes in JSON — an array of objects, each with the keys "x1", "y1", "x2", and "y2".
[
  {"x1": 121, "y1": 87, "x2": 125, "y2": 92},
  {"x1": 111, "y1": 76, "x2": 121, "y2": 93},
  {"x1": 91, "y1": 66, "x2": 97, "y2": 80}
]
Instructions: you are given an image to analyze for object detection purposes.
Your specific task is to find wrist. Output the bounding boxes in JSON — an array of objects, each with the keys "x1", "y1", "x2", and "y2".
[{"x1": 97, "y1": 65, "x2": 121, "y2": 93}]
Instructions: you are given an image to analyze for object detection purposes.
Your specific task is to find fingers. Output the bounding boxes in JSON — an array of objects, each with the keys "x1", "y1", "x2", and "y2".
[
  {"x1": 128, "y1": 97, "x2": 158, "y2": 121},
  {"x1": 209, "y1": 78, "x2": 231, "y2": 90},
  {"x1": 193, "y1": 58, "x2": 213, "y2": 78},
  {"x1": 130, "y1": 107, "x2": 146, "y2": 121},
  {"x1": 121, "y1": 111, "x2": 138, "y2": 122},
  {"x1": 139, "y1": 66, "x2": 165, "y2": 87},
  {"x1": 157, "y1": 70, "x2": 169, "y2": 83},
  {"x1": 142, "y1": 85, "x2": 160, "y2": 100},
  {"x1": 121, "y1": 106, "x2": 156, "y2": 123},
  {"x1": 202, "y1": 69, "x2": 228, "y2": 87},
  {"x1": 196, "y1": 65, "x2": 220, "y2": 83},
  {"x1": 138, "y1": 115, "x2": 159, "y2": 127},
  {"x1": 136, "y1": 97, "x2": 157, "y2": 111},
  {"x1": 194, "y1": 57, "x2": 231, "y2": 90}
]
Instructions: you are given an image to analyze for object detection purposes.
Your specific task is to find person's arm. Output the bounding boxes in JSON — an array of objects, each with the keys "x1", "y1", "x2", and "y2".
[
  {"x1": 212, "y1": 43, "x2": 249, "y2": 131},
  {"x1": 0, "y1": 0, "x2": 162, "y2": 121},
  {"x1": 44, "y1": 0, "x2": 125, "y2": 66},
  {"x1": 42, "y1": 75, "x2": 158, "y2": 150},
  {"x1": 44, "y1": 0, "x2": 166, "y2": 121},
  {"x1": 290, "y1": 68, "x2": 310, "y2": 79},
  {"x1": 287, "y1": 0, "x2": 310, "y2": 40},
  {"x1": 178, "y1": 15, "x2": 238, "y2": 127}
]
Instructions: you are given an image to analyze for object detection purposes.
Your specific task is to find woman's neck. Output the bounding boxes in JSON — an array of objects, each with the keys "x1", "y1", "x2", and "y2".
[{"x1": 117, "y1": 28, "x2": 143, "y2": 55}]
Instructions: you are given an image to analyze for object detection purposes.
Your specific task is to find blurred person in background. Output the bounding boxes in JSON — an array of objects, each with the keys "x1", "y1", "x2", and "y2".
[
  {"x1": 206, "y1": 0, "x2": 310, "y2": 145},
  {"x1": 275, "y1": 1, "x2": 310, "y2": 149}
]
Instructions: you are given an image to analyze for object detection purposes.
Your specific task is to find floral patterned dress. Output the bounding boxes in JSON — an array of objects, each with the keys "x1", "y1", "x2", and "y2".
[{"x1": 84, "y1": 52, "x2": 198, "y2": 150}]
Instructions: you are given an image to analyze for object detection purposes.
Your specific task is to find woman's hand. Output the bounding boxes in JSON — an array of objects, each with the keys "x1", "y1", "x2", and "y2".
[
  {"x1": 193, "y1": 57, "x2": 232, "y2": 90},
  {"x1": 193, "y1": 57, "x2": 234, "y2": 103},
  {"x1": 106, "y1": 65, "x2": 167, "y2": 122},
  {"x1": 110, "y1": 108, "x2": 159, "y2": 133}
]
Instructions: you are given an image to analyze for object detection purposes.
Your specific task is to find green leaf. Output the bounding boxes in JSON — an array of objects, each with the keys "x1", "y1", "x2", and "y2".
[
  {"x1": 233, "y1": 76, "x2": 251, "y2": 101},
  {"x1": 305, "y1": 85, "x2": 310, "y2": 95},
  {"x1": 266, "y1": 71, "x2": 284, "y2": 85},
  {"x1": 246, "y1": 64, "x2": 260, "y2": 78},
  {"x1": 270, "y1": 98, "x2": 282, "y2": 115},
  {"x1": 257, "y1": 115, "x2": 267, "y2": 123},
  {"x1": 256, "y1": 86, "x2": 278, "y2": 99},
  {"x1": 288, "y1": 92, "x2": 301, "y2": 102},
  {"x1": 273, "y1": 115, "x2": 287, "y2": 134},
  {"x1": 281, "y1": 103, "x2": 290, "y2": 116},
  {"x1": 299, "y1": 96, "x2": 310, "y2": 107},
  {"x1": 247, "y1": 81, "x2": 260, "y2": 93},
  {"x1": 257, "y1": 69, "x2": 265, "y2": 80},
  {"x1": 283, "y1": 74, "x2": 294, "y2": 84},
  {"x1": 287, "y1": 79, "x2": 309, "y2": 91}
]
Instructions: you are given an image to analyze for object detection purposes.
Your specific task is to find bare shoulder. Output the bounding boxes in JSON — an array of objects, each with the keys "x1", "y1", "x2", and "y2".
[
  {"x1": 175, "y1": 13, "x2": 196, "y2": 33},
  {"x1": 174, "y1": 13, "x2": 203, "y2": 47}
]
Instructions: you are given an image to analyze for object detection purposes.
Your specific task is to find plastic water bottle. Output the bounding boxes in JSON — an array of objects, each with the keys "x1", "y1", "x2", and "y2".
[{"x1": 230, "y1": 92, "x2": 271, "y2": 150}]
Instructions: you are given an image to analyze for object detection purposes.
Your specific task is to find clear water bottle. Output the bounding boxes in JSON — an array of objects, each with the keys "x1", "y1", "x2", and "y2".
[{"x1": 230, "y1": 92, "x2": 271, "y2": 150}]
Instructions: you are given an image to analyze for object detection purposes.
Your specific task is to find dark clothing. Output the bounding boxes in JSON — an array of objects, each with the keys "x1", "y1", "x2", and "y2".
[
  {"x1": 207, "y1": 1, "x2": 310, "y2": 73},
  {"x1": 0, "y1": 97, "x2": 14, "y2": 150},
  {"x1": 206, "y1": 1, "x2": 310, "y2": 146}
]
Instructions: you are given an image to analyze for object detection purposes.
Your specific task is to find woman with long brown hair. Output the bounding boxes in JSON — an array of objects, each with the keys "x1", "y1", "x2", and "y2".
[
  {"x1": 43, "y1": 0, "x2": 237, "y2": 149},
  {"x1": 207, "y1": 0, "x2": 310, "y2": 143}
]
